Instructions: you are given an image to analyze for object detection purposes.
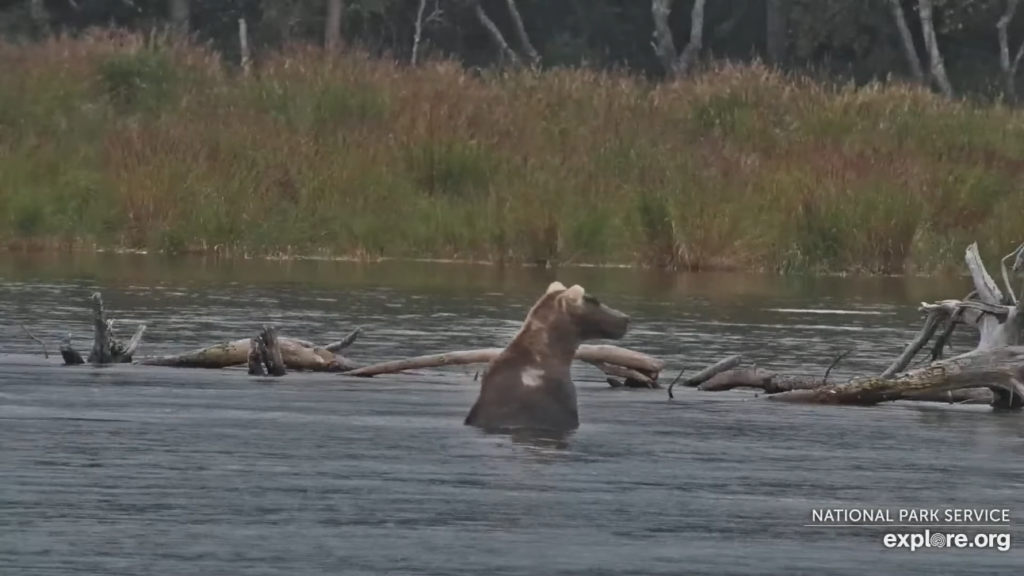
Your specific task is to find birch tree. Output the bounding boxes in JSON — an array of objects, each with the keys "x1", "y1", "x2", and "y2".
[
  {"x1": 997, "y1": 0, "x2": 1024, "y2": 102},
  {"x1": 651, "y1": 0, "x2": 707, "y2": 79}
]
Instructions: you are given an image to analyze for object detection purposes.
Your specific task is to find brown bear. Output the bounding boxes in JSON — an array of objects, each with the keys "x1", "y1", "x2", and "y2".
[{"x1": 464, "y1": 281, "x2": 630, "y2": 433}]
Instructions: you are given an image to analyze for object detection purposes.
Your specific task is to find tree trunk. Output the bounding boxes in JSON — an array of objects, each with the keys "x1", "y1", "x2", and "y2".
[
  {"x1": 169, "y1": 0, "x2": 190, "y2": 35},
  {"x1": 917, "y1": 0, "x2": 953, "y2": 97},
  {"x1": 503, "y1": 0, "x2": 541, "y2": 67},
  {"x1": 765, "y1": 0, "x2": 789, "y2": 67},
  {"x1": 651, "y1": 0, "x2": 707, "y2": 79},
  {"x1": 887, "y1": 0, "x2": 924, "y2": 83},
  {"x1": 651, "y1": 0, "x2": 679, "y2": 76},
  {"x1": 325, "y1": 0, "x2": 343, "y2": 51},
  {"x1": 997, "y1": 0, "x2": 1024, "y2": 104},
  {"x1": 675, "y1": 0, "x2": 707, "y2": 76},
  {"x1": 473, "y1": 0, "x2": 521, "y2": 66}
]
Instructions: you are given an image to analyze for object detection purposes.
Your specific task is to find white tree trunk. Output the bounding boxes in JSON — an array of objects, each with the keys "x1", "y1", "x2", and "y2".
[
  {"x1": 997, "y1": 0, "x2": 1024, "y2": 103},
  {"x1": 169, "y1": 0, "x2": 190, "y2": 35},
  {"x1": 504, "y1": 0, "x2": 540, "y2": 66},
  {"x1": 325, "y1": 0, "x2": 343, "y2": 51},
  {"x1": 917, "y1": 0, "x2": 953, "y2": 97},
  {"x1": 887, "y1": 0, "x2": 924, "y2": 83},
  {"x1": 651, "y1": 0, "x2": 707, "y2": 79}
]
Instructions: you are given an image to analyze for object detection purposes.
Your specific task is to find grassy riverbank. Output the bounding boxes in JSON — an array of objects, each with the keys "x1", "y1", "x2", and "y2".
[{"x1": 2, "y1": 31, "x2": 1023, "y2": 274}]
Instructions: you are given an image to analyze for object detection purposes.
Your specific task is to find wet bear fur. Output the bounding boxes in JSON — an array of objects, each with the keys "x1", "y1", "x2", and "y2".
[{"x1": 464, "y1": 281, "x2": 630, "y2": 433}]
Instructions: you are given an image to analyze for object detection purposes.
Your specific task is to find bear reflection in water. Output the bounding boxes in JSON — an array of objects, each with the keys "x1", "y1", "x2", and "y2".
[{"x1": 464, "y1": 281, "x2": 630, "y2": 437}]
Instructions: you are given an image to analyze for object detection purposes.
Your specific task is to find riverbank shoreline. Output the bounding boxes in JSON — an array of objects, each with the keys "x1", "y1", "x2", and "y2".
[
  {"x1": 0, "y1": 242, "x2": 974, "y2": 279},
  {"x1": 3, "y1": 32, "x2": 1023, "y2": 277}
]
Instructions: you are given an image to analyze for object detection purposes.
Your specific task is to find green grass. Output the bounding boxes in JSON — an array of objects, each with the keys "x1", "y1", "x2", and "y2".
[{"x1": 2, "y1": 30, "x2": 1024, "y2": 274}]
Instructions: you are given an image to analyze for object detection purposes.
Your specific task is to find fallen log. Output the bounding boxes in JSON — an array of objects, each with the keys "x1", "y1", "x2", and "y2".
[
  {"x1": 684, "y1": 242, "x2": 1024, "y2": 410},
  {"x1": 136, "y1": 336, "x2": 359, "y2": 372},
  {"x1": 39, "y1": 291, "x2": 359, "y2": 373},
  {"x1": 666, "y1": 355, "x2": 743, "y2": 398},
  {"x1": 693, "y1": 366, "x2": 991, "y2": 404},
  {"x1": 339, "y1": 344, "x2": 663, "y2": 380},
  {"x1": 696, "y1": 369, "x2": 827, "y2": 394},
  {"x1": 767, "y1": 346, "x2": 1024, "y2": 409},
  {"x1": 594, "y1": 362, "x2": 659, "y2": 388}
]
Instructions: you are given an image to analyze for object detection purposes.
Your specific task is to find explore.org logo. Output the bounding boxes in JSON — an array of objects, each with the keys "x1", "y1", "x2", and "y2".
[
  {"x1": 806, "y1": 507, "x2": 1013, "y2": 552},
  {"x1": 883, "y1": 530, "x2": 1011, "y2": 552}
]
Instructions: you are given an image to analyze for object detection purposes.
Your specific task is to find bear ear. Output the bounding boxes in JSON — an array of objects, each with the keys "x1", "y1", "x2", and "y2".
[
  {"x1": 546, "y1": 281, "x2": 567, "y2": 294},
  {"x1": 562, "y1": 284, "x2": 585, "y2": 303}
]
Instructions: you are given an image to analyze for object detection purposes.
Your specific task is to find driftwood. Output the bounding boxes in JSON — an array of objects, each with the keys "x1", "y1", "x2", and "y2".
[
  {"x1": 247, "y1": 325, "x2": 287, "y2": 377},
  {"x1": 768, "y1": 347, "x2": 1024, "y2": 409},
  {"x1": 136, "y1": 332, "x2": 361, "y2": 372},
  {"x1": 54, "y1": 292, "x2": 147, "y2": 366},
  {"x1": 341, "y1": 345, "x2": 665, "y2": 387},
  {"x1": 685, "y1": 242, "x2": 1024, "y2": 410},
  {"x1": 20, "y1": 324, "x2": 49, "y2": 359},
  {"x1": 26, "y1": 291, "x2": 360, "y2": 374},
  {"x1": 668, "y1": 351, "x2": 848, "y2": 398},
  {"x1": 20, "y1": 241, "x2": 1024, "y2": 413}
]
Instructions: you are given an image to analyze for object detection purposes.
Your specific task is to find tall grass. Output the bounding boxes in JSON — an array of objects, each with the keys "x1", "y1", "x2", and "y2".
[{"x1": 2, "y1": 30, "x2": 1023, "y2": 274}]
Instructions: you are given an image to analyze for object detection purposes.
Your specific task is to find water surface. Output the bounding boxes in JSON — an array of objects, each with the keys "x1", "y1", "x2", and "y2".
[{"x1": 1, "y1": 253, "x2": 1021, "y2": 575}]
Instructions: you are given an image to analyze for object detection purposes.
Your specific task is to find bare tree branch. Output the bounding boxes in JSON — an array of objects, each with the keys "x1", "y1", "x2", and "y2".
[{"x1": 20, "y1": 323, "x2": 49, "y2": 359}]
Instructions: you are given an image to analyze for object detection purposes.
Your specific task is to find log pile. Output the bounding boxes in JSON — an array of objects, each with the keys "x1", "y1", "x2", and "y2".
[
  {"x1": 664, "y1": 241, "x2": 1024, "y2": 410},
  {"x1": 18, "y1": 240, "x2": 1024, "y2": 413}
]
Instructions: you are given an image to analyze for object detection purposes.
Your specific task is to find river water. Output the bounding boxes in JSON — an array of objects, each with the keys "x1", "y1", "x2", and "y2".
[{"x1": 0, "y1": 253, "x2": 1021, "y2": 575}]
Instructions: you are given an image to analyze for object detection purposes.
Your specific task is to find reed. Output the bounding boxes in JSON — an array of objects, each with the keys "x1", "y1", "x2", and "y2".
[{"x1": 2, "y1": 30, "x2": 1023, "y2": 274}]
